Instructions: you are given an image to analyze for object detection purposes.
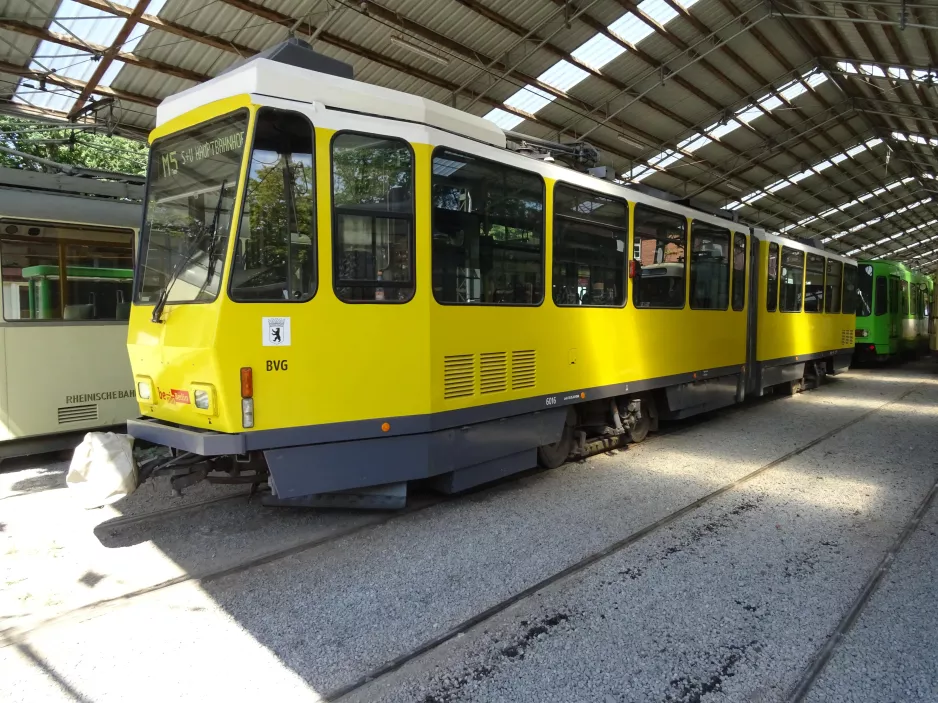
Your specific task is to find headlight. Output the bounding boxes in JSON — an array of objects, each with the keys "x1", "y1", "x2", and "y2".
[
  {"x1": 856, "y1": 329, "x2": 869, "y2": 338},
  {"x1": 194, "y1": 389, "x2": 210, "y2": 410},
  {"x1": 137, "y1": 381, "x2": 151, "y2": 400},
  {"x1": 241, "y1": 398, "x2": 254, "y2": 428}
]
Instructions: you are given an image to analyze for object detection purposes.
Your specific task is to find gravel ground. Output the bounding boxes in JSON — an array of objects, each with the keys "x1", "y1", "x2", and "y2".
[
  {"x1": 1, "y1": 363, "x2": 935, "y2": 703},
  {"x1": 345, "y1": 374, "x2": 938, "y2": 703},
  {"x1": 0, "y1": 466, "x2": 391, "y2": 632},
  {"x1": 804, "y1": 484, "x2": 938, "y2": 703}
]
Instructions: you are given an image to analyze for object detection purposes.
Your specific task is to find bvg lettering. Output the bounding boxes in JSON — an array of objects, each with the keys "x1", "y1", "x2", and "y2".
[{"x1": 266, "y1": 360, "x2": 288, "y2": 371}]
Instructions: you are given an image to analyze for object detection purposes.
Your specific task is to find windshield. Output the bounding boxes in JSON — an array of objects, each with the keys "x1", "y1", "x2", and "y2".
[
  {"x1": 857, "y1": 263, "x2": 873, "y2": 317},
  {"x1": 136, "y1": 111, "x2": 248, "y2": 304}
]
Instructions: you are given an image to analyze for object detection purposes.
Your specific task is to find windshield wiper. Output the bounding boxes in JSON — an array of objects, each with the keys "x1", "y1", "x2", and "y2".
[{"x1": 151, "y1": 180, "x2": 227, "y2": 323}]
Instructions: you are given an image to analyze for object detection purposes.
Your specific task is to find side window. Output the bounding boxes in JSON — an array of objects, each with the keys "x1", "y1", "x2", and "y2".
[
  {"x1": 432, "y1": 149, "x2": 543, "y2": 305},
  {"x1": 552, "y1": 184, "x2": 626, "y2": 307},
  {"x1": 0, "y1": 221, "x2": 134, "y2": 321},
  {"x1": 889, "y1": 277, "x2": 899, "y2": 314},
  {"x1": 689, "y1": 221, "x2": 730, "y2": 310},
  {"x1": 825, "y1": 259, "x2": 843, "y2": 313},
  {"x1": 332, "y1": 133, "x2": 414, "y2": 303},
  {"x1": 632, "y1": 204, "x2": 686, "y2": 309},
  {"x1": 767, "y1": 242, "x2": 779, "y2": 312},
  {"x1": 875, "y1": 276, "x2": 888, "y2": 315},
  {"x1": 779, "y1": 247, "x2": 805, "y2": 313},
  {"x1": 804, "y1": 253, "x2": 825, "y2": 313},
  {"x1": 231, "y1": 109, "x2": 315, "y2": 302},
  {"x1": 732, "y1": 231, "x2": 746, "y2": 311},
  {"x1": 842, "y1": 263, "x2": 857, "y2": 314},
  {"x1": 900, "y1": 280, "x2": 909, "y2": 316}
]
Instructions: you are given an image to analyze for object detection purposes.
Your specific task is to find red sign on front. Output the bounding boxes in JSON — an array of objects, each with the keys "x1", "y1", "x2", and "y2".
[{"x1": 171, "y1": 389, "x2": 191, "y2": 404}]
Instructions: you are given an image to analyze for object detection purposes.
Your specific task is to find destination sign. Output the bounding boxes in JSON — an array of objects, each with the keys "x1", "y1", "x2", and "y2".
[{"x1": 157, "y1": 130, "x2": 245, "y2": 180}]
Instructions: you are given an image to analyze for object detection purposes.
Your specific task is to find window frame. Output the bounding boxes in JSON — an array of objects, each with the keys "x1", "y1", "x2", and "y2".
[
  {"x1": 803, "y1": 252, "x2": 825, "y2": 314},
  {"x1": 430, "y1": 145, "x2": 546, "y2": 308},
  {"x1": 688, "y1": 220, "x2": 731, "y2": 311},
  {"x1": 825, "y1": 258, "x2": 843, "y2": 314},
  {"x1": 631, "y1": 202, "x2": 688, "y2": 310},
  {"x1": 552, "y1": 181, "x2": 627, "y2": 309},
  {"x1": 842, "y1": 263, "x2": 857, "y2": 315},
  {"x1": 731, "y1": 230, "x2": 746, "y2": 312},
  {"x1": 0, "y1": 219, "x2": 136, "y2": 324},
  {"x1": 330, "y1": 130, "x2": 416, "y2": 305},
  {"x1": 779, "y1": 246, "x2": 805, "y2": 314},
  {"x1": 888, "y1": 276, "x2": 899, "y2": 315},
  {"x1": 135, "y1": 107, "x2": 249, "y2": 308},
  {"x1": 229, "y1": 107, "x2": 317, "y2": 304},
  {"x1": 766, "y1": 241, "x2": 779, "y2": 313}
]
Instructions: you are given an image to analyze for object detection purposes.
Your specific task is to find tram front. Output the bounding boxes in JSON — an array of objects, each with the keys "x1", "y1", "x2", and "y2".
[
  {"x1": 129, "y1": 103, "x2": 250, "y2": 436},
  {"x1": 128, "y1": 83, "x2": 324, "y2": 464}
]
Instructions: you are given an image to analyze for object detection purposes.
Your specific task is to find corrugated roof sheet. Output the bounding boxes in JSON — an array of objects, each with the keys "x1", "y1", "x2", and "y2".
[{"x1": 1, "y1": 0, "x2": 937, "y2": 265}]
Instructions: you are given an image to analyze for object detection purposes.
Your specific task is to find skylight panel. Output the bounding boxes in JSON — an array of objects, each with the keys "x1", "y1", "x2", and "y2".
[
  {"x1": 13, "y1": 0, "x2": 168, "y2": 113},
  {"x1": 538, "y1": 61, "x2": 590, "y2": 93},
  {"x1": 571, "y1": 33, "x2": 626, "y2": 71},
  {"x1": 483, "y1": 108, "x2": 525, "y2": 131},
  {"x1": 707, "y1": 121, "x2": 742, "y2": 140},
  {"x1": 736, "y1": 106, "x2": 762, "y2": 124},
  {"x1": 504, "y1": 85, "x2": 554, "y2": 115},
  {"x1": 678, "y1": 134, "x2": 711, "y2": 152},
  {"x1": 484, "y1": 0, "x2": 700, "y2": 131},
  {"x1": 831, "y1": 153, "x2": 848, "y2": 165},
  {"x1": 638, "y1": 0, "x2": 680, "y2": 27},
  {"x1": 860, "y1": 63, "x2": 886, "y2": 77},
  {"x1": 807, "y1": 73, "x2": 828, "y2": 89},
  {"x1": 608, "y1": 12, "x2": 656, "y2": 45},
  {"x1": 779, "y1": 82, "x2": 807, "y2": 102},
  {"x1": 846, "y1": 143, "x2": 868, "y2": 157},
  {"x1": 759, "y1": 95, "x2": 783, "y2": 112}
]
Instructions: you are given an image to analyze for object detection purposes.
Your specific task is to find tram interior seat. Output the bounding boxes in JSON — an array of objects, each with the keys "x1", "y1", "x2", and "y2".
[
  {"x1": 64, "y1": 304, "x2": 94, "y2": 320},
  {"x1": 116, "y1": 302, "x2": 131, "y2": 320}
]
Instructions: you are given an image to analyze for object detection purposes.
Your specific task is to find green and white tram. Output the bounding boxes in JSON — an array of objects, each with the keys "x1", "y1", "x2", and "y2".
[{"x1": 0, "y1": 166, "x2": 141, "y2": 458}]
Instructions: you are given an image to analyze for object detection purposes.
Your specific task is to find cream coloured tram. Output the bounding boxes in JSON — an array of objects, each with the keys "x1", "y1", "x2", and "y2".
[{"x1": 0, "y1": 167, "x2": 141, "y2": 458}]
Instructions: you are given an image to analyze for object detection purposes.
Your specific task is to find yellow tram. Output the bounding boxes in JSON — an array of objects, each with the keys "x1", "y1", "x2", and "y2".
[{"x1": 127, "y1": 41, "x2": 856, "y2": 506}]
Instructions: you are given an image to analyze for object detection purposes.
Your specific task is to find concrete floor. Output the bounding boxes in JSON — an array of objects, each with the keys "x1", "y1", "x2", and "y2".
[{"x1": 1, "y1": 360, "x2": 936, "y2": 703}]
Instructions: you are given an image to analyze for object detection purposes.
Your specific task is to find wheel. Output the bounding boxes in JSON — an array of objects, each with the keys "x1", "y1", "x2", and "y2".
[
  {"x1": 628, "y1": 410, "x2": 650, "y2": 443},
  {"x1": 537, "y1": 423, "x2": 574, "y2": 469}
]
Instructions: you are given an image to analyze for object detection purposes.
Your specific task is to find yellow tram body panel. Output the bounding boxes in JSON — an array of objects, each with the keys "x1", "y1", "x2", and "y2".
[
  {"x1": 755, "y1": 235, "x2": 855, "y2": 364},
  {"x1": 128, "y1": 112, "x2": 748, "y2": 434}
]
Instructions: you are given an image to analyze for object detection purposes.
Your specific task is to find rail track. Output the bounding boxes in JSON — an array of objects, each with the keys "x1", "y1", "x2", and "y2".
[
  {"x1": 322, "y1": 384, "x2": 922, "y2": 701},
  {"x1": 785, "y1": 474, "x2": 938, "y2": 702}
]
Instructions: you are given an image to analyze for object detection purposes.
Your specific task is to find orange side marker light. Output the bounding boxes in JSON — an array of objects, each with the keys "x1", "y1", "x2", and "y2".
[
  {"x1": 240, "y1": 367, "x2": 253, "y2": 398},
  {"x1": 381, "y1": 422, "x2": 391, "y2": 432}
]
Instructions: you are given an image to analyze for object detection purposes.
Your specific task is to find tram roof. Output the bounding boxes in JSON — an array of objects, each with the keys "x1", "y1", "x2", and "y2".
[{"x1": 156, "y1": 56, "x2": 507, "y2": 149}]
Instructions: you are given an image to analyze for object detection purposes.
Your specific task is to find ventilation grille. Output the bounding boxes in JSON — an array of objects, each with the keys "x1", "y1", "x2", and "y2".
[
  {"x1": 480, "y1": 352, "x2": 508, "y2": 394},
  {"x1": 842, "y1": 329, "x2": 854, "y2": 346},
  {"x1": 443, "y1": 354, "x2": 475, "y2": 399},
  {"x1": 512, "y1": 350, "x2": 536, "y2": 390},
  {"x1": 58, "y1": 404, "x2": 98, "y2": 424}
]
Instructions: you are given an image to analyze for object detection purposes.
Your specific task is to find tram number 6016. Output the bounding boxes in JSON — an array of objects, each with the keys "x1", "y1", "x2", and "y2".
[{"x1": 545, "y1": 396, "x2": 557, "y2": 406}]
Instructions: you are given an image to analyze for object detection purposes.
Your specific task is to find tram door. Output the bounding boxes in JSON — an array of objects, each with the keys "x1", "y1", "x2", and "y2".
[{"x1": 888, "y1": 275, "x2": 900, "y2": 350}]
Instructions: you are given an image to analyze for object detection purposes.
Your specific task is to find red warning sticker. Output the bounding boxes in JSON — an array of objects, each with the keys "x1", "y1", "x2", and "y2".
[{"x1": 171, "y1": 389, "x2": 190, "y2": 404}]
